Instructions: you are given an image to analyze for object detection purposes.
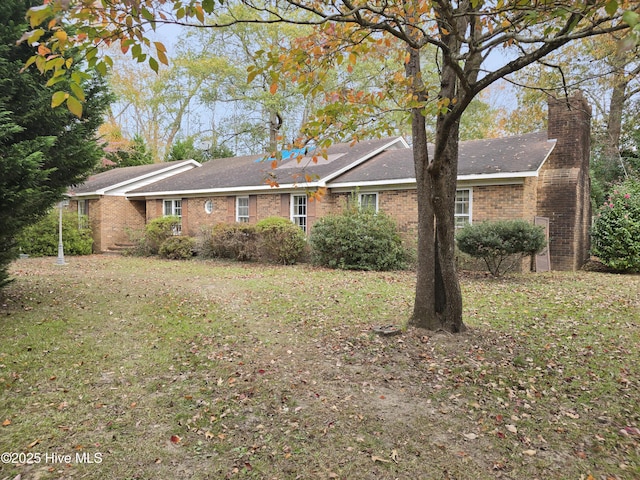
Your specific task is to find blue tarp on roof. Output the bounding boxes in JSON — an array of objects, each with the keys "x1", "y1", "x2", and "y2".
[{"x1": 259, "y1": 146, "x2": 316, "y2": 163}]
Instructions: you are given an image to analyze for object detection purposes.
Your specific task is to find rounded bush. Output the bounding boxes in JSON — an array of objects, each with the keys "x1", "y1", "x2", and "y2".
[
  {"x1": 141, "y1": 216, "x2": 182, "y2": 255},
  {"x1": 17, "y1": 209, "x2": 93, "y2": 256},
  {"x1": 309, "y1": 208, "x2": 406, "y2": 271},
  {"x1": 455, "y1": 219, "x2": 546, "y2": 277},
  {"x1": 591, "y1": 179, "x2": 640, "y2": 272},
  {"x1": 159, "y1": 236, "x2": 195, "y2": 260},
  {"x1": 206, "y1": 223, "x2": 258, "y2": 261},
  {"x1": 256, "y1": 217, "x2": 306, "y2": 265}
]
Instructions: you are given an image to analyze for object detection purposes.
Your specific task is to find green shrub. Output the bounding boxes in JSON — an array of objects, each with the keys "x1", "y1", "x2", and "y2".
[
  {"x1": 159, "y1": 236, "x2": 195, "y2": 260},
  {"x1": 591, "y1": 179, "x2": 640, "y2": 272},
  {"x1": 205, "y1": 223, "x2": 258, "y2": 261},
  {"x1": 16, "y1": 209, "x2": 93, "y2": 256},
  {"x1": 137, "y1": 216, "x2": 181, "y2": 255},
  {"x1": 455, "y1": 219, "x2": 546, "y2": 277},
  {"x1": 309, "y1": 207, "x2": 406, "y2": 271},
  {"x1": 256, "y1": 217, "x2": 306, "y2": 265}
]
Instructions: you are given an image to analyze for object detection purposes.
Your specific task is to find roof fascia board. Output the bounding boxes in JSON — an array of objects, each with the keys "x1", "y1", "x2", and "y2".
[
  {"x1": 91, "y1": 160, "x2": 201, "y2": 195},
  {"x1": 457, "y1": 171, "x2": 538, "y2": 182},
  {"x1": 329, "y1": 179, "x2": 417, "y2": 192},
  {"x1": 329, "y1": 170, "x2": 535, "y2": 190},
  {"x1": 319, "y1": 137, "x2": 410, "y2": 184},
  {"x1": 125, "y1": 182, "x2": 323, "y2": 199}
]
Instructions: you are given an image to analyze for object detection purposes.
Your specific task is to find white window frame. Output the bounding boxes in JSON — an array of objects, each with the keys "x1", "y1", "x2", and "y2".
[
  {"x1": 291, "y1": 194, "x2": 307, "y2": 232},
  {"x1": 163, "y1": 199, "x2": 182, "y2": 235},
  {"x1": 358, "y1": 192, "x2": 378, "y2": 212},
  {"x1": 77, "y1": 199, "x2": 89, "y2": 229},
  {"x1": 236, "y1": 196, "x2": 250, "y2": 223},
  {"x1": 454, "y1": 188, "x2": 472, "y2": 228}
]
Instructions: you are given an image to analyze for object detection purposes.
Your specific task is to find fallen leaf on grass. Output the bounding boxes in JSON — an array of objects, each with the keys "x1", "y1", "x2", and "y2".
[
  {"x1": 506, "y1": 424, "x2": 517, "y2": 434},
  {"x1": 522, "y1": 449, "x2": 537, "y2": 456},
  {"x1": 463, "y1": 433, "x2": 478, "y2": 440},
  {"x1": 619, "y1": 426, "x2": 640, "y2": 436},
  {"x1": 391, "y1": 449, "x2": 399, "y2": 463},
  {"x1": 2, "y1": 418, "x2": 11, "y2": 426},
  {"x1": 170, "y1": 435, "x2": 181, "y2": 444},
  {"x1": 371, "y1": 455, "x2": 391, "y2": 464}
]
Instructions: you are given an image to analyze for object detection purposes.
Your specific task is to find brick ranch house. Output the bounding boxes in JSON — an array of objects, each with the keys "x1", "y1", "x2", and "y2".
[{"x1": 68, "y1": 93, "x2": 592, "y2": 271}]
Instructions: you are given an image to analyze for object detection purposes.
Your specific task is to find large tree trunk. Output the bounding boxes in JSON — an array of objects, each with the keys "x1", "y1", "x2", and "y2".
[
  {"x1": 604, "y1": 71, "x2": 627, "y2": 162},
  {"x1": 406, "y1": 46, "x2": 465, "y2": 333}
]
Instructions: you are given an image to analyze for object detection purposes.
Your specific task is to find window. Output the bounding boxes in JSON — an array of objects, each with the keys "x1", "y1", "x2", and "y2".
[
  {"x1": 359, "y1": 192, "x2": 378, "y2": 212},
  {"x1": 454, "y1": 189, "x2": 471, "y2": 228},
  {"x1": 163, "y1": 199, "x2": 182, "y2": 235},
  {"x1": 204, "y1": 199, "x2": 213, "y2": 214},
  {"x1": 77, "y1": 199, "x2": 89, "y2": 229},
  {"x1": 291, "y1": 194, "x2": 307, "y2": 232},
  {"x1": 236, "y1": 196, "x2": 249, "y2": 223}
]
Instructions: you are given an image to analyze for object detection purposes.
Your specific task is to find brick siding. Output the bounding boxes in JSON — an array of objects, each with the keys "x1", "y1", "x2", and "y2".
[
  {"x1": 76, "y1": 196, "x2": 145, "y2": 252},
  {"x1": 537, "y1": 93, "x2": 592, "y2": 270},
  {"x1": 84, "y1": 96, "x2": 590, "y2": 270}
]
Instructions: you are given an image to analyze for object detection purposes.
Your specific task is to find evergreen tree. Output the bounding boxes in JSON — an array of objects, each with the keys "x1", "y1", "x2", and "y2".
[{"x1": 0, "y1": 0, "x2": 111, "y2": 288}]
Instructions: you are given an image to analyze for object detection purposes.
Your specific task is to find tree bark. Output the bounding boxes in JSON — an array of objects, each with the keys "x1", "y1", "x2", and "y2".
[
  {"x1": 604, "y1": 70, "x2": 627, "y2": 162},
  {"x1": 406, "y1": 45, "x2": 465, "y2": 333}
]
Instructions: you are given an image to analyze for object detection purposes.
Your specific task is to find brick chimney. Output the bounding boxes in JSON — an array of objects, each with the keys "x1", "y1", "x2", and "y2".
[{"x1": 536, "y1": 92, "x2": 592, "y2": 270}]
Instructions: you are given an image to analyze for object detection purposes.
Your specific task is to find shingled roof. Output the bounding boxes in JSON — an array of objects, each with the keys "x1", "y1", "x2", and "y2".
[
  {"x1": 126, "y1": 137, "x2": 408, "y2": 197},
  {"x1": 68, "y1": 160, "x2": 200, "y2": 196},
  {"x1": 70, "y1": 132, "x2": 556, "y2": 198},
  {"x1": 328, "y1": 131, "x2": 556, "y2": 187}
]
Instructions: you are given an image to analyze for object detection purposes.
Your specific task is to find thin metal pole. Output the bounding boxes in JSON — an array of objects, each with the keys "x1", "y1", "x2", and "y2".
[{"x1": 56, "y1": 201, "x2": 65, "y2": 265}]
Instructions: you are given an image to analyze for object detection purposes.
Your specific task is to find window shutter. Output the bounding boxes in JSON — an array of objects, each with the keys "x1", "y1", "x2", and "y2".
[
  {"x1": 280, "y1": 194, "x2": 290, "y2": 219},
  {"x1": 249, "y1": 195, "x2": 258, "y2": 223},
  {"x1": 227, "y1": 196, "x2": 236, "y2": 222}
]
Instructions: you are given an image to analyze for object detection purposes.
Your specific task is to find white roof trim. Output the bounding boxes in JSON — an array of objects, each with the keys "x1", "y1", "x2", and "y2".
[
  {"x1": 328, "y1": 178, "x2": 416, "y2": 190},
  {"x1": 328, "y1": 170, "x2": 539, "y2": 190},
  {"x1": 318, "y1": 137, "x2": 410, "y2": 184},
  {"x1": 457, "y1": 171, "x2": 539, "y2": 181},
  {"x1": 71, "y1": 160, "x2": 201, "y2": 197},
  {"x1": 125, "y1": 182, "x2": 324, "y2": 199}
]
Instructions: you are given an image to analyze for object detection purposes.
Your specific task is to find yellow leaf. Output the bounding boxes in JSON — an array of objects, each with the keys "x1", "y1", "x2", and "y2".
[
  {"x1": 157, "y1": 49, "x2": 168, "y2": 65},
  {"x1": 196, "y1": 6, "x2": 205, "y2": 23},
  {"x1": 70, "y1": 82, "x2": 85, "y2": 101},
  {"x1": 51, "y1": 91, "x2": 68, "y2": 108},
  {"x1": 28, "y1": 4, "x2": 51, "y2": 29},
  {"x1": 66, "y1": 95, "x2": 83, "y2": 118},
  {"x1": 54, "y1": 30, "x2": 67, "y2": 43},
  {"x1": 2, "y1": 418, "x2": 11, "y2": 426}
]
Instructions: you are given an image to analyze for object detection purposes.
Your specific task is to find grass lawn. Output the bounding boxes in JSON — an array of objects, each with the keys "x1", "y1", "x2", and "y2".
[{"x1": 0, "y1": 255, "x2": 639, "y2": 480}]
